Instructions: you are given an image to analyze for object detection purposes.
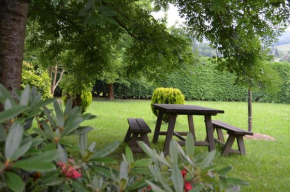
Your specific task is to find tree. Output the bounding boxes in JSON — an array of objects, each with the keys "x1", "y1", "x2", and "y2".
[
  {"x1": 154, "y1": 0, "x2": 289, "y2": 131},
  {"x1": 0, "y1": 0, "x2": 30, "y2": 94}
]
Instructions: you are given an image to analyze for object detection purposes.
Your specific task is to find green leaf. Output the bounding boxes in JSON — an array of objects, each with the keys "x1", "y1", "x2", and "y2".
[
  {"x1": 217, "y1": 166, "x2": 232, "y2": 175},
  {"x1": 172, "y1": 164, "x2": 183, "y2": 192},
  {"x1": 90, "y1": 165, "x2": 117, "y2": 179},
  {"x1": 71, "y1": 180, "x2": 89, "y2": 192},
  {"x1": 24, "y1": 150, "x2": 58, "y2": 162},
  {"x1": 5, "y1": 121, "x2": 23, "y2": 159},
  {"x1": 52, "y1": 0, "x2": 61, "y2": 7},
  {"x1": 226, "y1": 177, "x2": 249, "y2": 186},
  {"x1": 201, "y1": 150, "x2": 216, "y2": 169},
  {"x1": 0, "y1": 84, "x2": 15, "y2": 106},
  {"x1": 0, "y1": 105, "x2": 27, "y2": 123},
  {"x1": 146, "y1": 180, "x2": 166, "y2": 192},
  {"x1": 33, "y1": 128, "x2": 54, "y2": 140},
  {"x1": 77, "y1": 126, "x2": 94, "y2": 135},
  {"x1": 0, "y1": 124, "x2": 6, "y2": 141},
  {"x1": 57, "y1": 144, "x2": 68, "y2": 163},
  {"x1": 79, "y1": 134, "x2": 87, "y2": 156},
  {"x1": 61, "y1": 117, "x2": 83, "y2": 138},
  {"x1": 84, "y1": 14, "x2": 104, "y2": 26},
  {"x1": 125, "y1": 146, "x2": 134, "y2": 164},
  {"x1": 170, "y1": 140, "x2": 178, "y2": 164},
  {"x1": 186, "y1": 133, "x2": 195, "y2": 158},
  {"x1": 134, "y1": 158, "x2": 152, "y2": 167},
  {"x1": 14, "y1": 161, "x2": 56, "y2": 172},
  {"x1": 188, "y1": 184, "x2": 203, "y2": 192},
  {"x1": 119, "y1": 178, "x2": 127, "y2": 191},
  {"x1": 119, "y1": 161, "x2": 128, "y2": 180},
  {"x1": 90, "y1": 141, "x2": 120, "y2": 159},
  {"x1": 20, "y1": 85, "x2": 30, "y2": 106},
  {"x1": 131, "y1": 168, "x2": 151, "y2": 175},
  {"x1": 4, "y1": 99, "x2": 12, "y2": 110},
  {"x1": 10, "y1": 140, "x2": 32, "y2": 161},
  {"x1": 29, "y1": 98, "x2": 55, "y2": 111},
  {"x1": 42, "y1": 170, "x2": 63, "y2": 186},
  {"x1": 41, "y1": 120, "x2": 54, "y2": 139},
  {"x1": 54, "y1": 101, "x2": 64, "y2": 127},
  {"x1": 4, "y1": 172, "x2": 24, "y2": 192},
  {"x1": 44, "y1": 107, "x2": 56, "y2": 128},
  {"x1": 64, "y1": 99, "x2": 72, "y2": 115}
]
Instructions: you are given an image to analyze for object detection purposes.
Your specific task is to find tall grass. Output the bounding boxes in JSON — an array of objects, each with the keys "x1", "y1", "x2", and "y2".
[{"x1": 81, "y1": 98, "x2": 290, "y2": 191}]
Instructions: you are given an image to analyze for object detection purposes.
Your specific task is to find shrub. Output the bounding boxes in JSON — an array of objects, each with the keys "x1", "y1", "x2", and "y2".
[
  {"x1": 151, "y1": 87, "x2": 185, "y2": 122},
  {"x1": 21, "y1": 61, "x2": 51, "y2": 98},
  {"x1": 0, "y1": 84, "x2": 246, "y2": 191},
  {"x1": 61, "y1": 74, "x2": 92, "y2": 113}
]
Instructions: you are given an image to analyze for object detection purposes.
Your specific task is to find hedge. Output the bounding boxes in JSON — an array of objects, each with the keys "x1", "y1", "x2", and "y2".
[{"x1": 93, "y1": 60, "x2": 290, "y2": 104}]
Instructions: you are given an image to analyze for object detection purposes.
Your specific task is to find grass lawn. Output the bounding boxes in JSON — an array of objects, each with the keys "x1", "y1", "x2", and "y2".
[{"x1": 79, "y1": 98, "x2": 290, "y2": 191}]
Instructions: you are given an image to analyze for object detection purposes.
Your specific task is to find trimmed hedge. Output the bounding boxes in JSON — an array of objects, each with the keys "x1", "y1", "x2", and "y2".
[
  {"x1": 151, "y1": 88, "x2": 185, "y2": 122},
  {"x1": 93, "y1": 60, "x2": 290, "y2": 104}
]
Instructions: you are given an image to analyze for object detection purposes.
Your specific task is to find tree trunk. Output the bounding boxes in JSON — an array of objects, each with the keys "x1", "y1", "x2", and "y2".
[
  {"x1": 248, "y1": 87, "x2": 253, "y2": 132},
  {"x1": 0, "y1": 0, "x2": 30, "y2": 91},
  {"x1": 108, "y1": 83, "x2": 114, "y2": 100}
]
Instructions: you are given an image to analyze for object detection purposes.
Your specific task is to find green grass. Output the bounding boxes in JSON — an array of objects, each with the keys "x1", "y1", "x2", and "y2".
[{"x1": 81, "y1": 98, "x2": 290, "y2": 191}]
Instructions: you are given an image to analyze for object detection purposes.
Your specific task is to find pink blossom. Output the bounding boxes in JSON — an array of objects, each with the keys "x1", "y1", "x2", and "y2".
[
  {"x1": 184, "y1": 181, "x2": 193, "y2": 192},
  {"x1": 57, "y1": 161, "x2": 82, "y2": 179}
]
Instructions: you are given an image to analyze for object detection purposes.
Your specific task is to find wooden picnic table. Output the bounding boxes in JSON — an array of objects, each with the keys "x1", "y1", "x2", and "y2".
[{"x1": 152, "y1": 104, "x2": 224, "y2": 156}]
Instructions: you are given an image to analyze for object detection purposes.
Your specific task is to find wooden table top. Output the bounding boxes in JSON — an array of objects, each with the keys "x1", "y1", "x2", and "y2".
[{"x1": 152, "y1": 104, "x2": 224, "y2": 115}]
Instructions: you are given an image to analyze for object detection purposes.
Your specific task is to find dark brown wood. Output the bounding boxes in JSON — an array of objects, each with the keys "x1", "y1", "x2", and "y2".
[
  {"x1": 108, "y1": 83, "x2": 114, "y2": 100},
  {"x1": 212, "y1": 120, "x2": 253, "y2": 136},
  {"x1": 163, "y1": 115, "x2": 177, "y2": 156},
  {"x1": 222, "y1": 135, "x2": 236, "y2": 155},
  {"x1": 212, "y1": 120, "x2": 252, "y2": 155},
  {"x1": 159, "y1": 131, "x2": 188, "y2": 135},
  {"x1": 178, "y1": 141, "x2": 209, "y2": 146},
  {"x1": 216, "y1": 128, "x2": 225, "y2": 142},
  {"x1": 187, "y1": 115, "x2": 196, "y2": 141},
  {"x1": 237, "y1": 136, "x2": 246, "y2": 155},
  {"x1": 173, "y1": 132, "x2": 185, "y2": 141},
  {"x1": 124, "y1": 128, "x2": 131, "y2": 143},
  {"x1": 152, "y1": 104, "x2": 224, "y2": 115},
  {"x1": 125, "y1": 118, "x2": 151, "y2": 152},
  {"x1": 153, "y1": 110, "x2": 164, "y2": 143},
  {"x1": 205, "y1": 115, "x2": 215, "y2": 151}
]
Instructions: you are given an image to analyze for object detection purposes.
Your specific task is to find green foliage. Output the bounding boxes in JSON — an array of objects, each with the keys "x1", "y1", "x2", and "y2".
[
  {"x1": 21, "y1": 61, "x2": 51, "y2": 99},
  {"x1": 0, "y1": 84, "x2": 246, "y2": 191},
  {"x1": 61, "y1": 75, "x2": 93, "y2": 113},
  {"x1": 151, "y1": 87, "x2": 185, "y2": 121}
]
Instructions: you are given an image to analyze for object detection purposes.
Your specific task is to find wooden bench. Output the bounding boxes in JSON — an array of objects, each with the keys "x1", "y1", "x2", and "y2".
[
  {"x1": 124, "y1": 118, "x2": 151, "y2": 152},
  {"x1": 212, "y1": 120, "x2": 253, "y2": 155}
]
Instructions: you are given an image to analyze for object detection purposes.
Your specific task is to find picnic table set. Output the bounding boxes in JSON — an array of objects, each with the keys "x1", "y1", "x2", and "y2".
[{"x1": 124, "y1": 104, "x2": 253, "y2": 156}]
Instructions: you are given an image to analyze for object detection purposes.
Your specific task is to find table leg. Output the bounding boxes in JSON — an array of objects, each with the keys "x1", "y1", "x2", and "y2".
[
  {"x1": 153, "y1": 110, "x2": 164, "y2": 143},
  {"x1": 164, "y1": 114, "x2": 177, "y2": 156},
  {"x1": 187, "y1": 115, "x2": 196, "y2": 141},
  {"x1": 205, "y1": 115, "x2": 215, "y2": 151}
]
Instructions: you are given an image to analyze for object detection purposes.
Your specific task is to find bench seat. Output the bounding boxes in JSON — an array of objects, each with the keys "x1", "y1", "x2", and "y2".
[
  {"x1": 212, "y1": 120, "x2": 253, "y2": 155},
  {"x1": 124, "y1": 118, "x2": 151, "y2": 152}
]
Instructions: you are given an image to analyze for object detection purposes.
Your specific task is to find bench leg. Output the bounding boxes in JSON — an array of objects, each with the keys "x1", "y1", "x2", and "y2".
[
  {"x1": 124, "y1": 127, "x2": 132, "y2": 143},
  {"x1": 129, "y1": 133, "x2": 142, "y2": 152},
  {"x1": 222, "y1": 135, "x2": 236, "y2": 156},
  {"x1": 205, "y1": 115, "x2": 215, "y2": 151},
  {"x1": 164, "y1": 115, "x2": 177, "y2": 156},
  {"x1": 140, "y1": 133, "x2": 150, "y2": 147},
  {"x1": 237, "y1": 136, "x2": 246, "y2": 155},
  {"x1": 153, "y1": 111, "x2": 164, "y2": 143},
  {"x1": 216, "y1": 128, "x2": 225, "y2": 143}
]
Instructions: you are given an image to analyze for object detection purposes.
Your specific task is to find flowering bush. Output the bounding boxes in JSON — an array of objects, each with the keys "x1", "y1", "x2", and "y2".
[{"x1": 0, "y1": 84, "x2": 247, "y2": 192}]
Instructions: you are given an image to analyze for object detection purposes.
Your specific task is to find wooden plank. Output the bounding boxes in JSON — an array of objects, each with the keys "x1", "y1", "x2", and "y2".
[
  {"x1": 153, "y1": 111, "x2": 164, "y2": 143},
  {"x1": 216, "y1": 128, "x2": 225, "y2": 142},
  {"x1": 237, "y1": 136, "x2": 246, "y2": 155},
  {"x1": 173, "y1": 132, "x2": 186, "y2": 141},
  {"x1": 214, "y1": 138, "x2": 225, "y2": 145},
  {"x1": 205, "y1": 115, "x2": 215, "y2": 151},
  {"x1": 212, "y1": 120, "x2": 253, "y2": 135},
  {"x1": 123, "y1": 128, "x2": 132, "y2": 143},
  {"x1": 127, "y1": 118, "x2": 141, "y2": 133},
  {"x1": 136, "y1": 118, "x2": 151, "y2": 133},
  {"x1": 188, "y1": 115, "x2": 196, "y2": 141},
  {"x1": 195, "y1": 141, "x2": 209, "y2": 146},
  {"x1": 222, "y1": 135, "x2": 236, "y2": 156},
  {"x1": 163, "y1": 115, "x2": 177, "y2": 156}
]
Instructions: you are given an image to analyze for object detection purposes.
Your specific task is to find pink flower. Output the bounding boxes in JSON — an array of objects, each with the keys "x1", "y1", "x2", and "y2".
[
  {"x1": 57, "y1": 161, "x2": 82, "y2": 179},
  {"x1": 184, "y1": 181, "x2": 193, "y2": 192},
  {"x1": 181, "y1": 169, "x2": 187, "y2": 178}
]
